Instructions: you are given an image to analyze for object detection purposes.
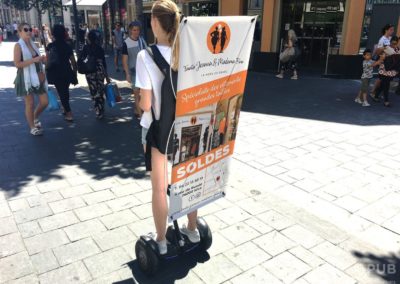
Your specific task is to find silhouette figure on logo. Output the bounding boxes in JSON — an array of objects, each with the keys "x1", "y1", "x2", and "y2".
[
  {"x1": 220, "y1": 27, "x2": 228, "y2": 53},
  {"x1": 210, "y1": 27, "x2": 220, "y2": 54}
]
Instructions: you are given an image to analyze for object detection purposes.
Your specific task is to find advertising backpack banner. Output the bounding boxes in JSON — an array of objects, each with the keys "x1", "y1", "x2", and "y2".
[{"x1": 168, "y1": 16, "x2": 257, "y2": 221}]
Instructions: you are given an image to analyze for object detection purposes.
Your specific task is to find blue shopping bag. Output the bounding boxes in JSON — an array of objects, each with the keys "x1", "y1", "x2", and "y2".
[
  {"x1": 47, "y1": 89, "x2": 60, "y2": 111},
  {"x1": 106, "y1": 83, "x2": 117, "y2": 108}
]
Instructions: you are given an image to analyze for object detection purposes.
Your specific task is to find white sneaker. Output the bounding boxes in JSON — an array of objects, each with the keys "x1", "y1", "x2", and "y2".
[
  {"x1": 362, "y1": 101, "x2": 370, "y2": 107},
  {"x1": 149, "y1": 233, "x2": 167, "y2": 255},
  {"x1": 276, "y1": 74, "x2": 284, "y2": 79},
  {"x1": 354, "y1": 98, "x2": 362, "y2": 104},
  {"x1": 180, "y1": 225, "x2": 200, "y2": 243},
  {"x1": 291, "y1": 75, "x2": 298, "y2": 80}
]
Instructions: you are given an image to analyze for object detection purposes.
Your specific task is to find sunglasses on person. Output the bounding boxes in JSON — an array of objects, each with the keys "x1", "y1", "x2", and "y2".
[{"x1": 23, "y1": 27, "x2": 33, "y2": 32}]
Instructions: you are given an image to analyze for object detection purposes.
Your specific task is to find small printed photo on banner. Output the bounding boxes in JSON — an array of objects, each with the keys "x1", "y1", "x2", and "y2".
[{"x1": 172, "y1": 94, "x2": 243, "y2": 166}]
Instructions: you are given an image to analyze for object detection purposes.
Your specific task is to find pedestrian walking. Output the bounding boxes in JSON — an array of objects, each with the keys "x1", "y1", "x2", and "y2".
[
  {"x1": 13, "y1": 23, "x2": 48, "y2": 136},
  {"x1": 276, "y1": 29, "x2": 299, "y2": 80},
  {"x1": 122, "y1": 20, "x2": 148, "y2": 150},
  {"x1": 45, "y1": 24, "x2": 78, "y2": 122},
  {"x1": 136, "y1": 0, "x2": 200, "y2": 255},
  {"x1": 112, "y1": 22, "x2": 124, "y2": 72},
  {"x1": 355, "y1": 49, "x2": 384, "y2": 107},
  {"x1": 79, "y1": 30, "x2": 111, "y2": 119},
  {"x1": 42, "y1": 24, "x2": 52, "y2": 46},
  {"x1": 371, "y1": 36, "x2": 399, "y2": 107}
]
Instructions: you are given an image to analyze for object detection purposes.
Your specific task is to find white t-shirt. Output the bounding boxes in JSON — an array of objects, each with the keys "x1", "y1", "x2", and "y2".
[
  {"x1": 377, "y1": 36, "x2": 391, "y2": 48},
  {"x1": 135, "y1": 45, "x2": 172, "y2": 129}
]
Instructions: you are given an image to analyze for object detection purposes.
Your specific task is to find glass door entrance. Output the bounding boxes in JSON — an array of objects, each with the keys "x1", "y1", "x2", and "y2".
[{"x1": 280, "y1": 0, "x2": 346, "y2": 72}]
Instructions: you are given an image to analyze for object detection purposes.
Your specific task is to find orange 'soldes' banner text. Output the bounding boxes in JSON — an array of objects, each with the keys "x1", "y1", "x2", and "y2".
[{"x1": 168, "y1": 16, "x2": 257, "y2": 221}]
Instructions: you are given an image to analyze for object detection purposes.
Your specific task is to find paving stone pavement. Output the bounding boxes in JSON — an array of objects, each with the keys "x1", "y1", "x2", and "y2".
[{"x1": 1, "y1": 41, "x2": 400, "y2": 283}]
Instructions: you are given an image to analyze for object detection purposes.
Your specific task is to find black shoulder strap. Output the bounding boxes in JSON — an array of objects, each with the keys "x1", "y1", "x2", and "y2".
[{"x1": 149, "y1": 45, "x2": 170, "y2": 76}]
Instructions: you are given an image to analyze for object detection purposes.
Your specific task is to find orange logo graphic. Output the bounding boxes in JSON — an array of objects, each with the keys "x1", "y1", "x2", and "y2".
[{"x1": 207, "y1": 21, "x2": 231, "y2": 54}]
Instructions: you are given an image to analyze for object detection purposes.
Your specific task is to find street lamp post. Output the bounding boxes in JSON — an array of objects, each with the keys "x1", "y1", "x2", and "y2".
[{"x1": 72, "y1": 0, "x2": 80, "y2": 54}]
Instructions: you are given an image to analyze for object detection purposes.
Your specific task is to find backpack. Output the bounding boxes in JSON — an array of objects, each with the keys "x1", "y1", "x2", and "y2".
[
  {"x1": 77, "y1": 45, "x2": 97, "y2": 74},
  {"x1": 144, "y1": 45, "x2": 177, "y2": 171},
  {"x1": 46, "y1": 44, "x2": 60, "y2": 71}
]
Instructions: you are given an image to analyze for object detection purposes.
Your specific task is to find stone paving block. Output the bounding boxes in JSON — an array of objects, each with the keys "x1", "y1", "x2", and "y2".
[
  {"x1": 225, "y1": 187, "x2": 249, "y2": 203},
  {"x1": 83, "y1": 247, "x2": 131, "y2": 279},
  {"x1": 86, "y1": 271, "x2": 122, "y2": 284},
  {"x1": 59, "y1": 184, "x2": 93, "y2": 198},
  {"x1": 110, "y1": 183, "x2": 144, "y2": 197},
  {"x1": 294, "y1": 179, "x2": 323, "y2": 193},
  {"x1": 38, "y1": 211, "x2": 79, "y2": 232},
  {"x1": 100, "y1": 209, "x2": 138, "y2": 230},
  {"x1": 130, "y1": 202, "x2": 152, "y2": 220},
  {"x1": 207, "y1": 231, "x2": 235, "y2": 257},
  {"x1": 53, "y1": 237, "x2": 101, "y2": 266},
  {"x1": 289, "y1": 246, "x2": 325, "y2": 268},
  {"x1": 82, "y1": 190, "x2": 115, "y2": 205},
  {"x1": 382, "y1": 214, "x2": 400, "y2": 235},
  {"x1": 213, "y1": 206, "x2": 251, "y2": 226},
  {"x1": 256, "y1": 210, "x2": 295, "y2": 231},
  {"x1": 253, "y1": 230, "x2": 296, "y2": 256},
  {"x1": 0, "y1": 232, "x2": 25, "y2": 258},
  {"x1": 281, "y1": 225, "x2": 324, "y2": 249},
  {"x1": 0, "y1": 216, "x2": 18, "y2": 236},
  {"x1": 357, "y1": 193, "x2": 400, "y2": 224},
  {"x1": 36, "y1": 180, "x2": 70, "y2": 193},
  {"x1": 0, "y1": 201, "x2": 12, "y2": 218},
  {"x1": 229, "y1": 265, "x2": 282, "y2": 284},
  {"x1": 219, "y1": 222, "x2": 260, "y2": 246},
  {"x1": 224, "y1": 242, "x2": 271, "y2": 271},
  {"x1": 357, "y1": 224, "x2": 400, "y2": 252},
  {"x1": 64, "y1": 219, "x2": 107, "y2": 241},
  {"x1": 0, "y1": 252, "x2": 34, "y2": 283},
  {"x1": 237, "y1": 197, "x2": 270, "y2": 215},
  {"x1": 127, "y1": 217, "x2": 155, "y2": 237},
  {"x1": 345, "y1": 263, "x2": 388, "y2": 284},
  {"x1": 89, "y1": 178, "x2": 120, "y2": 191},
  {"x1": 304, "y1": 263, "x2": 356, "y2": 284},
  {"x1": 93, "y1": 226, "x2": 135, "y2": 251},
  {"x1": 8, "y1": 198, "x2": 30, "y2": 212},
  {"x1": 245, "y1": 217, "x2": 274, "y2": 234},
  {"x1": 7, "y1": 274, "x2": 39, "y2": 284},
  {"x1": 30, "y1": 249, "x2": 58, "y2": 274},
  {"x1": 134, "y1": 191, "x2": 152, "y2": 203},
  {"x1": 26, "y1": 191, "x2": 63, "y2": 207},
  {"x1": 106, "y1": 195, "x2": 141, "y2": 212},
  {"x1": 48, "y1": 197, "x2": 86, "y2": 214},
  {"x1": 74, "y1": 203, "x2": 112, "y2": 221},
  {"x1": 66, "y1": 176, "x2": 94, "y2": 187},
  {"x1": 199, "y1": 202, "x2": 223, "y2": 216},
  {"x1": 263, "y1": 251, "x2": 311, "y2": 283},
  {"x1": 14, "y1": 205, "x2": 53, "y2": 224},
  {"x1": 5, "y1": 186, "x2": 40, "y2": 201},
  {"x1": 311, "y1": 241, "x2": 357, "y2": 270},
  {"x1": 333, "y1": 196, "x2": 367, "y2": 213},
  {"x1": 18, "y1": 221, "x2": 42, "y2": 238},
  {"x1": 24, "y1": 229, "x2": 70, "y2": 255},
  {"x1": 192, "y1": 254, "x2": 241, "y2": 284},
  {"x1": 200, "y1": 214, "x2": 228, "y2": 232},
  {"x1": 38, "y1": 261, "x2": 92, "y2": 284},
  {"x1": 261, "y1": 164, "x2": 288, "y2": 176},
  {"x1": 175, "y1": 271, "x2": 204, "y2": 284}
]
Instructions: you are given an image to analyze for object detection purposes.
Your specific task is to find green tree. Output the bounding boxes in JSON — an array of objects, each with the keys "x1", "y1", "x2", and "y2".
[{"x1": 4, "y1": 0, "x2": 62, "y2": 45}]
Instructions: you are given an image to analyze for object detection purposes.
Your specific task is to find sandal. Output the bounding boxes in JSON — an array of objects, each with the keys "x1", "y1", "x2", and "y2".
[
  {"x1": 369, "y1": 93, "x2": 380, "y2": 102},
  {"x1": 30, "y1": 127, "x2": 43, "y2": 136},
  {"x1": 384, "y1": 102, "x2": 391, "y2": 107},
  {"x1": 34, "y1": 119, "x2": 42, "y2": 128}
]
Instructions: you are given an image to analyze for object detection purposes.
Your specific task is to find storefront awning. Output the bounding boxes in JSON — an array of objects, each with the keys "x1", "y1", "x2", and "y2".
[{"x1": 64, "y1": 0, "x2": 106, "y2": 11}]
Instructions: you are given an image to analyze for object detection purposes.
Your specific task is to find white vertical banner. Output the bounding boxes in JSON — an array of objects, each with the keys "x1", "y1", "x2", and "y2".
[{"x1": 169, "y1": 16, "x2": 257, "y2": 221}]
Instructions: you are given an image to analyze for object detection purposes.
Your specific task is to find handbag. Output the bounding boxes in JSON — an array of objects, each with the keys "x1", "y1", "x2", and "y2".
[
  {"x1": 279, "y1": 47, "x2": 295, "y2": 63},
  {"x1": 47, "y1": 89, "x2": 60, "y2": 111}
]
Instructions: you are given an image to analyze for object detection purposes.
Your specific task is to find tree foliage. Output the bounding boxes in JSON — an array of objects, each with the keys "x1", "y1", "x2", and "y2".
[{"x1": 4, "y1": 0, "x2": 62, "y2": 14}]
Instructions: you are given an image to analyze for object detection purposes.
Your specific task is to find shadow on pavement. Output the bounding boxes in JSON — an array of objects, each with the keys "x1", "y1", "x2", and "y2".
[
  {"x1": 243, "y1": 72, "x2": 400, "y2": 126},
  {"x1": 0, "y1": 85, "x2": 146, "y2": 198},
  {"x1": 352, "y1": 250, "x2": 400, "y2": 283},
  {"x1": 116, "y1": 250, "x2": 210, "y2": 284}
]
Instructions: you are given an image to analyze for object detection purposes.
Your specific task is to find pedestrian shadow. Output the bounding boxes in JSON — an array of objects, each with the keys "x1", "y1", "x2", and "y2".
[
  {"x1": 352, "y1": 250, "x2": 400, "y2": 283},
  {"x1": 115, "y1": 250, "x2": 210, "y2": 284},
  {"x1": 243, "y1": 72, "x2": 400, "y2": 126},
  {"x1": 0, "y1": 85, "x2": 147, "y2": 198}
]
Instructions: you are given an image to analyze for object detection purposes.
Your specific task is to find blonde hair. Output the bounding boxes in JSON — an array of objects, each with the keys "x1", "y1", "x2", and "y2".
[
  {"x1": 152, "y1": 0, "x2": 180, "y2": 71},
  {"x1": 17, "y1": 23, "x2": 30, "y2": 32}
]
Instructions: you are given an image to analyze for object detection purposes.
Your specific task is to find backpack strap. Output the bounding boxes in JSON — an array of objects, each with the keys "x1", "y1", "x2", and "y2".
[{"x1": 149, "y1": 45, "x2": 170, "y2": 76}]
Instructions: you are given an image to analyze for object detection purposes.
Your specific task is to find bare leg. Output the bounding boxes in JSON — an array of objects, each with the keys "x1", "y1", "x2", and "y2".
[
  {"x1": 150, "y1": 147, "x2": 168, "y2": 242},
  {"x1": 371, "y1": 78, "x2": 381, "y2": 97},
  {"x1": 187, "y1": 210, "x2": 198, "y2": 231},
  {"x1": 362, "y1": 92, "x2": 367, "y2": 102},
  {"x1": 34, "y1": 93, "x2": 49, "y2": 121},
  {"x1": 24, "y1": 95, "x2": 35, "y2": 129}
]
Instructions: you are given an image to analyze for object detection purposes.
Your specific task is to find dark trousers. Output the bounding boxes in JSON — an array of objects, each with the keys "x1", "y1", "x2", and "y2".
[
  {"x1": 376, "y1": 75, "x2": 392, "y2": 103},
  {"x1": 54, "y1": 81, "x2": 71, "y2": 113}
]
